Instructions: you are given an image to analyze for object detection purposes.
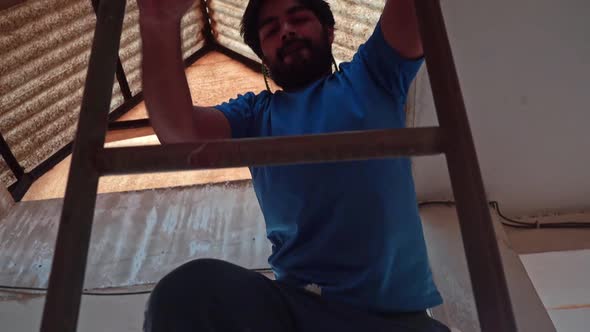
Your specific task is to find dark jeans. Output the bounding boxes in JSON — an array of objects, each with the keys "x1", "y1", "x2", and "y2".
[{"x1": 144, "y1": 259, "x2": 450, "y2": 332}]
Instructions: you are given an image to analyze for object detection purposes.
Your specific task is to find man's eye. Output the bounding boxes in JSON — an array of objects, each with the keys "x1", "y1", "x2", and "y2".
[
  {"x1": 265, "y1": 27, "x2": 279, "y2": 37},
  {"x1": 292, "y1": 16, "x2": 309, "y2": 24}
]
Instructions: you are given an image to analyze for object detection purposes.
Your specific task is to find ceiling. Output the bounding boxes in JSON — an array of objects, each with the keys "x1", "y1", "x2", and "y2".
[
  {"x1": 2, "y1": 0, "x2": 588, "y2": 216},
  {"x1": 410, "y1": 0, "x2": 590, "y2": 215}
]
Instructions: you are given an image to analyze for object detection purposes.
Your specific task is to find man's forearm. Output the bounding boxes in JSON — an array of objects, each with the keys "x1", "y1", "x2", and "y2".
[{"x1": 140, "y1": 19, "x2": 198, "y2": 143}]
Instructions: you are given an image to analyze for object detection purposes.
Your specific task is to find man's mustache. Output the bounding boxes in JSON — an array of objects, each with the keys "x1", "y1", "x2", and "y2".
[{"x1": 277, "y1": 38, "x2": 313, "y2": 60}]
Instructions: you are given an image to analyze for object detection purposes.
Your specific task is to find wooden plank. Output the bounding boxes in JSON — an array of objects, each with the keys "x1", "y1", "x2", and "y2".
[
  {"x1": 96, "y1": 127, "x2": 444, "y2": 174},
  {"x1": 39, "y1": 0, "x2": 127, "y2": 331},
  {"x1": 413, "y1": 1, "x2": 517, "y2": 331}
]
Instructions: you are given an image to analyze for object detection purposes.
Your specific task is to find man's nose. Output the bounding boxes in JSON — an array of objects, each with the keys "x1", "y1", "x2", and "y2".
[{"x1": 280, "y1": 23, "x2": 297, "y2": 42}]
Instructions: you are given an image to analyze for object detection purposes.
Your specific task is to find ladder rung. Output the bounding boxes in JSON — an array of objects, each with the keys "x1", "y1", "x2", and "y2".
[{"x1": 97, "y1": 127, "x2": 444, "y2": 175}]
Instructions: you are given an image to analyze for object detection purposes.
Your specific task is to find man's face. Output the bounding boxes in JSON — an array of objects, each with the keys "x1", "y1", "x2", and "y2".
[{"x1": 257, "y1": 0, "x2": 334, "y2": 91}]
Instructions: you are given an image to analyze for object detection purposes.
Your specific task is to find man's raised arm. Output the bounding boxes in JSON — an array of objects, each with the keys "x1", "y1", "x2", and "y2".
[
  {"x1": 380, "y1": 0, "x2": 423, "y2": 59},
  {"x1": 138, "y1": 0, "x2": 231, "y2": 144}
]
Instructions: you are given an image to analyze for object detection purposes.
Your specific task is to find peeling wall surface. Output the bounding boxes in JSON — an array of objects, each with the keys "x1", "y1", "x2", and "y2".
[
  {"x1": 1, "y1": 200, "x2": 588, "y2": 331},
  {"x1": 0, "y1": 186, "x2": 14, "y2": 218},
  {"x1": 0, "y1": 182, "x2": 269, "y2": 289}
]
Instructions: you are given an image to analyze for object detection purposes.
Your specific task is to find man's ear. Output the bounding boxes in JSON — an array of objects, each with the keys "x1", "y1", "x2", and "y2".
[{"x1": 327, "y1": 26, "x2": 335, "y2": 44}]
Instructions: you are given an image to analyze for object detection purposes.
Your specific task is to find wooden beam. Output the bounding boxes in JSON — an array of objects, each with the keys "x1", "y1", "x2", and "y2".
[
  {"x1": 90, "y1": 0, "x2": 132, "y2": 100},
  {"x1": 96, "y1": 127, "x2": 444, "y2": 174},
  {"x1": 198, "y1": 0, "x2": 215, "y2": 45},
  {"x1": 214, "y1": 43, "x2": 263, "y2": 74},
  {"x1": 0, "y1": 0, "x2": 26, "y2": 11},
  {"x1": 108, "y1": 118, "x2": 150, "y2": 130},
  {"x1": 414, "y1": 1, "x2": 517, "y2": 331},
  {"x1": 0, "y1": 132, "x2": 24, "y2": 179}
]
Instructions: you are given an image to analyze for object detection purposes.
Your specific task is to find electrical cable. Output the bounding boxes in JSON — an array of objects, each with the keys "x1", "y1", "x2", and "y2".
[
  {"x1": 491, "y1": 201, "x2": 590, "y2": 229},
  {"x1": 418, "y1": 200, "x2": 590, "y2": 229},
  {"x1": 0, "y1": 268, "x2": 275, "y2": 297}
]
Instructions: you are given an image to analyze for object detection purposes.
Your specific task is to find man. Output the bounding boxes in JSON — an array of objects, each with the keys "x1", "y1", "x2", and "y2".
[{"x1": 139, "y1": 0, "x2": 448, "y2": 331}]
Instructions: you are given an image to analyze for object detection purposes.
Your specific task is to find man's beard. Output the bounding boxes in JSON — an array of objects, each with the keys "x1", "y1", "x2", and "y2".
[{"x1": 266, "y1": 32, "x2": 333, "y2": 91}]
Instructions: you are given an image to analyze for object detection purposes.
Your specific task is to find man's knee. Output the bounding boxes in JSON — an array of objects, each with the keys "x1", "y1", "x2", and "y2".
[
  {"x1": 144, "y1": 259, "x2": 238, "y2": 331},
  {"x1": 149, "y1": 258, "x2": 237, "y2": 303}
]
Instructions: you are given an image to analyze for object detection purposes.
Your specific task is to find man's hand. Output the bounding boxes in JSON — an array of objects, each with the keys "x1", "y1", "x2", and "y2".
[
  {"x1": 381, "y1": 0, "x2": 423, "y2": 59},
  {"x1": 137, "y1": 0, "x2": 195, "y2": 24}
]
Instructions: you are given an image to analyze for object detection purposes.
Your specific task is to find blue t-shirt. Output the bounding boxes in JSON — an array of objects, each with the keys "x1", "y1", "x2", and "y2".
[{"x1": 215, "y1": 24, "x2": 442, "y2": 313}]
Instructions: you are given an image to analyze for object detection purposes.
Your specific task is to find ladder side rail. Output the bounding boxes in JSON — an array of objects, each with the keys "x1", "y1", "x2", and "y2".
[
  {"x1": 40, "y1": 0, "x2": 127, "y2": 331},
  {"x1": 413, "y1": 1, "x2": 517, "y2": 331}
]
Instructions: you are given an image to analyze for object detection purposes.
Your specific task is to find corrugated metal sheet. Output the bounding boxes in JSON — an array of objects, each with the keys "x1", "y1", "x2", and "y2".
[
  {"x1": 0, "y1": 0, "x2": 117, "y2": 186},
  {"x1": 208, "y1": 0, "x2": 385, "y2": 63},
  {"x1": 0, "y1": 0, "x2": 207, "y2": 186},
  {"x1": 0, "y1": 181, "x2": 269, "y2": 289}
]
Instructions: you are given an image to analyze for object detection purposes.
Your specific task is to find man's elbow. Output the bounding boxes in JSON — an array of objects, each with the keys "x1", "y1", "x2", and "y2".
[{"x1": 153, "y1": 127, "x2": 198, "y2": 145}]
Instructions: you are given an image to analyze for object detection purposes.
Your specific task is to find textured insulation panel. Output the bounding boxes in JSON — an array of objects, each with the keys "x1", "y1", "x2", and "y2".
[
  {"x1": 0, "y1": 0, "x2": 207, "y2": 187},
  {"x1": 208, "y1": 0, "x2": 385, "y2": 63}
]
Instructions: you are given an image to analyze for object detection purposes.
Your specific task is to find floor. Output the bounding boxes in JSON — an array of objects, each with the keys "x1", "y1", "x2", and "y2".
[{"x1": 521, "y1": 250, "x2": 590, "y2": 331}]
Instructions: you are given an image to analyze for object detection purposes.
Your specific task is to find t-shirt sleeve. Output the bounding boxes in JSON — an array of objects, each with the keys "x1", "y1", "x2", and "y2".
[
  {"x1": 352, "y1": 23, "x2": 424, "y2": 97},
  {"x1": 213, "y1": 91, "x2": 265, "y2": 138}
]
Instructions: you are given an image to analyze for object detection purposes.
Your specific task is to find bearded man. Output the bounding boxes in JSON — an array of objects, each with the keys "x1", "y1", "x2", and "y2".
[{"x1": 139, "y1": 1, "x2": 448, "y2": 331}]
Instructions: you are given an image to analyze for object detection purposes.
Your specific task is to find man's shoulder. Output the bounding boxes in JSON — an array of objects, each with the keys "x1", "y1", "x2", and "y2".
[
  {"x1": 248, "y1": 89, "x2": 273, "y2": 113},
  {"x1": 229, "y1": 89, "x2": 272, "y2": 103},
  {"x1": 217, "y1": 89, "x2": 272, "y2": 112}
]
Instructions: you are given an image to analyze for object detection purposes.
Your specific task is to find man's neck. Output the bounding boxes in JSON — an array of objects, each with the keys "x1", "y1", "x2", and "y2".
[{"x1": 280, "y1": 69, "x2": 333, "y2": 93}]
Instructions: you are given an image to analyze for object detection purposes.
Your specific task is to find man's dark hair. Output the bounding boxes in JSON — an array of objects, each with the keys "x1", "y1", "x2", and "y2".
[{"x1": 241, "y1": 0, "x2": 336, "y2": 59}]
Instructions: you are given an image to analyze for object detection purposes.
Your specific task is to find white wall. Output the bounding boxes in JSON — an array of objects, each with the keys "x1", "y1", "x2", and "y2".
[
  {"x1": 412, "y1": 0, "x2": 590, "y2": 216},
  {"x1": 0, "y1": 294, "x2": 149, "y2": 332}
]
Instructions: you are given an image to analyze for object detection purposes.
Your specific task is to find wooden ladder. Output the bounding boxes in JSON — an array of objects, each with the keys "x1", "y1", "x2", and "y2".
[{"x1": 39, "y1": 1, "x2": 517, "y2": 331}]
